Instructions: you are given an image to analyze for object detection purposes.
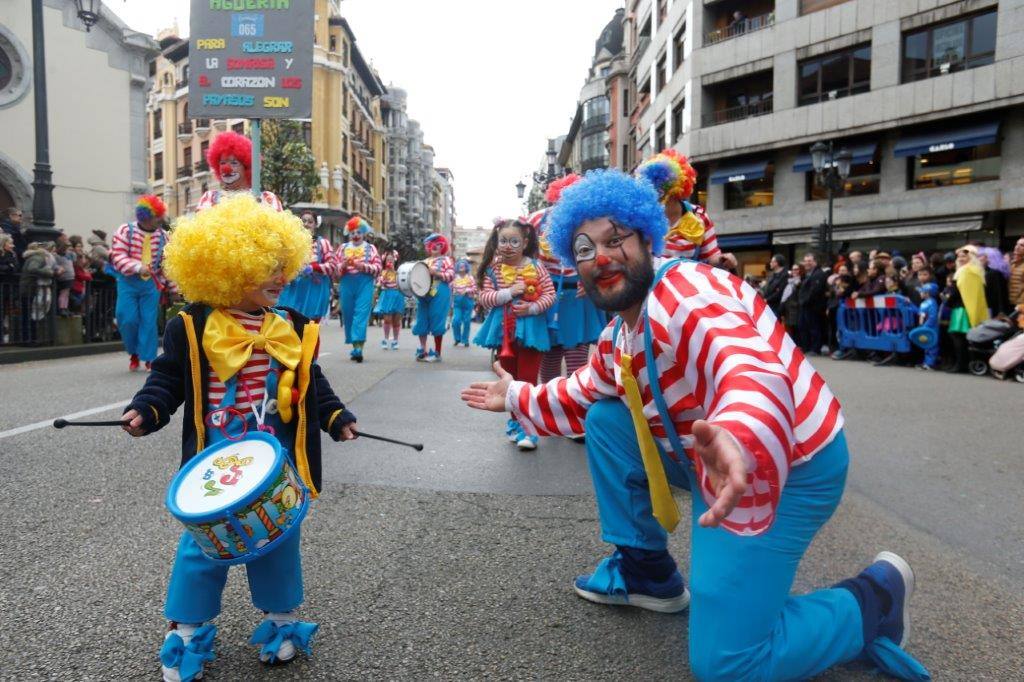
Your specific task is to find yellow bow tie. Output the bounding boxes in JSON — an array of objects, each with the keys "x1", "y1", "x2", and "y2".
[
  {"x1": 668, "y1": 212, "x2": 706, "y2": 246},
  {"x1": 140, "y1": 233, "x2": 153, "y2": 280},
  {"x1": 620, "y1": 352, "x2": 681, "y2": 532},
  {"x1": 203, "y1": 310, "x2": 302, "y2": 384}
]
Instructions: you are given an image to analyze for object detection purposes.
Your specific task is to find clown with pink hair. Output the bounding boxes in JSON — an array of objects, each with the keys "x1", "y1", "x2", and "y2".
[
  {"x1": 109, "y1": 195, "x2": 170, "y2": 371},
  {"x1": 335, "y1": 215, "x2": 382, "y2": 362},
  {"x1": 413, "y1": 232, "x2": 455, "y2": 362},
  {"x1": 195, "y1": 131, "x2": 283, "y2": 212}
]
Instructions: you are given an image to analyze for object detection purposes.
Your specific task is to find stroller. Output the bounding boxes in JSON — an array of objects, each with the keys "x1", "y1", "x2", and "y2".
[{"x1": 966, "y1": 311, "x2": 1022, "y2": 379}]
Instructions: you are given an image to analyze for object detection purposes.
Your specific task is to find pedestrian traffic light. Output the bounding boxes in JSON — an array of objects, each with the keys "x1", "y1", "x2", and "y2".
[{"x1": 814, "y1": 222, "x2": 829, "y2": 254}]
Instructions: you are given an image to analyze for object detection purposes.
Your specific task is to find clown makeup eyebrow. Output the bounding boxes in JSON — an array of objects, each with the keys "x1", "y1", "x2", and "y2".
[{"x1": 573, "y1": 233, "x2": 597, "y2": 263}]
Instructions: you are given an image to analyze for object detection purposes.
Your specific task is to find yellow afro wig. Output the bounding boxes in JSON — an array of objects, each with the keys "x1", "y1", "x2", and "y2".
[{"x1": 164, "y1": 193, "x2": 311, "y2": 308}]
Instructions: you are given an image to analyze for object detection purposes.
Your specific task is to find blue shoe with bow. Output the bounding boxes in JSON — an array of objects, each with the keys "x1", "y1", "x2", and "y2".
[
  {"x1": 160, "y1": 623, "x2": 216, "y2": 682},
  {"x1": 573, "y1": 551, "x2": 690, "y2": 613},
  {"x1": 250, "y1": 612, "x2": 319, "y2": 665}
]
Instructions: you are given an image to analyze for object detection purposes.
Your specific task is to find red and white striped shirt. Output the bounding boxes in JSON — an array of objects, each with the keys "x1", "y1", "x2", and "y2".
[
  {"x1": 308, "y1": 236, "x2": 338, "y2": 278},
  {"x1": 478, "y1": 258, "x2": 556, "y2": 313},
  {"x1": 507, "y1": 261, "x2": 844, "y2": 536},
  {"x1": 451, "y1": 274, "x2": 477, "y2": 297},
  {"x1": 195, "y1": 189, "x2": 284, "y2": 212},
  {"x1": 207, "y1": 310, "x2": 272, "y2": 415},
  {"x1": 377, "y1": 268, "x2": 399, "y2": 289},
  {"x1": 110, "y1": 223, "x2": 167, "y2": 278},
  {"x1": 660, "y1": 204, "x2": 722, "y2": 263},
  {"x1": 425, "y1": 255, "x2": 455, "y2": 284},
  {"x1": 335, "y1": 241, "x2": 382, "y2": 278}
]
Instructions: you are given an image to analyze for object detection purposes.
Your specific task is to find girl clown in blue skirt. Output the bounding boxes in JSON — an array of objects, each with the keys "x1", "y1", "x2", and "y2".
[
  {"x1": 473, "y1": 218, "x2": 556, "y2": 450},
  {"x1": 374, "y1": 250, "x2": 406, "y2": 350},
  {"x1": 413, "y1": 233, "x2": 454, "y2": 362},
  {"x1": 121, "y1": 194, "x2": 358, "y2": 681},
  {"x1": 450, "y1": 258, "x2": 477, "y2": 347},
  {"x1": 277, "y1": 210, "x2": 337, "y2": 321},
  {"x1": 337, "y1": 216, "x2": 382, "y2": 363}
]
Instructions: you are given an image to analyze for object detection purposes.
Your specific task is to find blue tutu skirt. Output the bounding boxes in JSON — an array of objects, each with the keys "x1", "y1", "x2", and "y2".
[
  {"x1": 278, "y1": 273, "x2": 332, "y2": 320},
  {"x1": 374, "y1": 287, "x2": 406, "y2": 315},
  {"x1": 474, "y1": 305, "x2": 552, "y2": 352},
  {"x1": 547, "y1": 276, "x2": 607, "y2": 347}
]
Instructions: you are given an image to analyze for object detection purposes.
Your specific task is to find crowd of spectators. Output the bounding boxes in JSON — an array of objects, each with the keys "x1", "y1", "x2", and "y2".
[{"x1": 759, "y1": 239, "x2": 1024, "y2": 374}]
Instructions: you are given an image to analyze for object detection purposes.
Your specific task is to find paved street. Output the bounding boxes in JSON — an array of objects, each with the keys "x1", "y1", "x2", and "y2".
[{"x1": 1, "y1": 321, "x2": 1022, "y2": 680}]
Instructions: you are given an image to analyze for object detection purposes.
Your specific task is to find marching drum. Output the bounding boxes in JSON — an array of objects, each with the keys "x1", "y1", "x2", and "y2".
[
  {"x1": 397, "y1": 261, "x2": 432, "y2": 298},
  {"x1": 165, "y1": 432, "x2": 309, "y2": 564}
]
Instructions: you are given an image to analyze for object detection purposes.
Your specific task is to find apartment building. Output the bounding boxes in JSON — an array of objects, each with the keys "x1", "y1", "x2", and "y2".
[{"x1": 627, "y1": 0, "x2": 1024, "y2": 277}]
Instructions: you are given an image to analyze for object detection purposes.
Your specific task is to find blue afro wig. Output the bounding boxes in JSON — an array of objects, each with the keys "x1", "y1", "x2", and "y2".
[{"x1": 545, "y1": 169, "x2": 668, "y2": 265}]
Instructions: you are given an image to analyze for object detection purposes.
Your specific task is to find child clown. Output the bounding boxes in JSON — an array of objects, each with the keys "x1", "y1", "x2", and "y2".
[{"x1": 121, "y1": 194, "x2": 358, "y2": 681}]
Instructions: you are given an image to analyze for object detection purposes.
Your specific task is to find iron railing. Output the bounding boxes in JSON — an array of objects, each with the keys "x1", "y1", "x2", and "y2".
[
  {"x1": 0, "y1": 274, "x2": 120, "y2": 348},
  {"x1": 704, "y1": 12, "x2": 775, "y2": 46},
  {"x1": 701, "y1": 95, "x2": 773, "y2": 127}
]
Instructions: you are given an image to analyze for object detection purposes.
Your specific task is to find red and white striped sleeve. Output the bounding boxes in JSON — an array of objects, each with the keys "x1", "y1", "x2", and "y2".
[
  {"x1": 262, "y1": 191, "x2": 284, "y2": 212},
  {"x1": 529, "y1": 261, "x2": 556, "y2": 313},
  {"x1": 361, "y1": 244, "x2": 382, "y2": 277},
  {"x1": 476, "y1": 268, "x2": 505, "y2": 309},
  {"x1": 195, "y1": 191, "x2": 217, "y2": 212},
  {"x1": 110, "y1": 224, "x2": 142, "y2": 276},
  {"x1": 506, "y1": 322, "x2": 618, "y2": 437},
  {"x1": 313, "y1": 237, "x2": 337, "y2": 278},
  {"x1": 647, "y1": 262, "x2": 799, "y2": 535},
  {"x1": 694, "y1": 207, "x2": 722, "y2": 263},
  {"x1": 437, "y1": 256, "x2": 455, "y2": 283}
]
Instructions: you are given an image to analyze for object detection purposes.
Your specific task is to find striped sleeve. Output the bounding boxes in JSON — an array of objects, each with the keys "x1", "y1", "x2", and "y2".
[
  {"x1": 693, "y1": 206, "x2": 721, "y2": 263},
  {"x1": 437, "y1": 256, "x2": 455, "y2": 283},
  {"x1": 262, "y1": 191, "x2": 284, "y2": 212},
  {"x1": 195, "y1": 191, "x2": 217, "y2": 212},
  {"x1": 476, "y1": 269, "x2": 504, "y2": 309},
  {"x1": 507, "y1": 322, "x2": 618, "y2": 437},
  {"x1": 314, "y1": 238, "x2": 338, "y2": 278},
  {"x1": 362, "y1": 244, "x2": 382, "y2": 277},
  {"x1": 648, "y1": 262, "x2": 797, "y2": 535},
  {"x1": 109, "y1": 224, "x2": 141, "y2": 276},
  {"x1": 530, "y1": 261, "x2": 556, "y2": 313}
]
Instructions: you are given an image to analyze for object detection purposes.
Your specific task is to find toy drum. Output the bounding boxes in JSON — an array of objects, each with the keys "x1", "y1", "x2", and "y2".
[
  {"x1": 909, "y1": 325, "x2": 938, "y2": 350},
  {"x1": 397, "y1": 261, "x2": 432, "y2": 298},
  {"x1": 165, "y1": 432, "x2": 309, "y2": 565}
]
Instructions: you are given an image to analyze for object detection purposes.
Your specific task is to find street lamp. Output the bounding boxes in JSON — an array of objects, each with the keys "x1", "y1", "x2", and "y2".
[
  {"x1": 515, "y1": 180, "x2": 526, "y2": 199},
  {"x1": 73, "y1": 0, "x2": 101, "y2": 32},
  {"x1": 810, "y1": 140, "x2": 852, "y2": 263}
]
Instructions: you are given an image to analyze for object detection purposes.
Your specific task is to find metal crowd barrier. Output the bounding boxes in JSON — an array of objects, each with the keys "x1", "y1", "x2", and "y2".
[
  {"x1": 0, "y1": 273, "x2": 120, "y2": 348},
  {"x1": 837, "y1": 294, "x2": 919, "y2": 353}
]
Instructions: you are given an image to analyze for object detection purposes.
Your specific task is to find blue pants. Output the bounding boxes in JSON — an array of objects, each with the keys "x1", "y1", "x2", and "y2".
[
  {"x1": 584, "y1": 399, "x2": 863, "y2": 681},
  {"x1": 413, "y1": 282, "x2": 452, "y2": 337},
  {"x1": 165, "y1": 528, "x2": 303, "y2": 624},
  {"x1": 339, "y1": 273, "x2": 374, "y2": 344},
  {"x1": 451, "y1": 295, "x2": 474, "y2": 344},
  {"x1": 115, "y1": 275, "x2": 160, "y2": 361}
]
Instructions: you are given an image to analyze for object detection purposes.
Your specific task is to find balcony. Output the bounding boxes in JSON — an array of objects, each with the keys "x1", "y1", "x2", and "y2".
[
  {"x1": 213, "y1": 119, "x2": 228, "y2": 131},
  {"x1": 193, "y1": 160, "x2": 210, "y2": 176},
  {"x1": 704, "y1": 12, "x2": 774, "y2": 46},
  {"x1": 195, "y1": 118, "x2": 211, "y2": 133},
  {"x1": 580, "y1": 155, "x2": 609, "y2": 172},
  {"x1": 581, "y1": 113, "x2": 610, "y2": 135},
  {"x1": 701, "y1": 95, "x2": 773, "y2": 127},
  {"x1": 632, "y1": 37, "x2": 651, "y2": 66},
  {"x1": 176, "y1": 165, "x2": 191, "y2": 180},
  {"x1": 177, "y1": 122, "x2": 192, "y2": 140}
]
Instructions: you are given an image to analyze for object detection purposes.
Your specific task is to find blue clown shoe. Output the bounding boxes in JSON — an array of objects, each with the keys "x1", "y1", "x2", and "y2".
[
  {"x1": 380, "y1": 339, "x2": 389, "y2": 350},
  {"x1": 250, "y1": 612, "x2": 319, "y2": 666},
  {"x1": 517, "y1": 434, "x2": 538, "y2": 451},
  {"x1": 573, "y1": 551, "x2": 690, "y2": 614},
  {"x1": 350, "y1": 346, "x2": 364, "y2": 363},
  {"x1": 160, "y1": 623, "x2": 216, "y2": 682},
  {"x1": 425, "y1": 350, "x2": 440, "y2": 363},
  {"x1": 506, "y1": 418, "x2": 524, "y2": 443},
  {"x1": 415, "y1": 348, "x2": 426, "y2": 362}
]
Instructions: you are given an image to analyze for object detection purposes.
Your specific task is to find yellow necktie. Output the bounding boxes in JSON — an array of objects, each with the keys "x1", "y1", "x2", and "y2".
[
  {"x1": 139, "y1": 234, "x2": 152, "y2": 280},
  {"x1": 668, "y1": 212, "x2": 706, "y2": 246},
  {"x1": 620, "y1": 353, "x2": 681, "y2": 532},
  {"x1": 203, "y1": 310, "x2": 303, "y2": 384}
]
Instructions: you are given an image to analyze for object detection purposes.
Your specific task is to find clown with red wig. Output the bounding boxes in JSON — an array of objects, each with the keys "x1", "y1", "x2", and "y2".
[
  {"x1": 110, "y1": 195, "x2": 170, "y2": 371},
  {"x1": 413, "y1": 233, "x2": 455, "y2": 362},
  {"x1": 635, "y1": 149, "x2": 734, "y2": 269},
  {"x1": 196, "y1": 131, "x2": 284, "y2": 212},
  {"x1": 335, "y1": 215, "x2": 381, "y2": 362}
]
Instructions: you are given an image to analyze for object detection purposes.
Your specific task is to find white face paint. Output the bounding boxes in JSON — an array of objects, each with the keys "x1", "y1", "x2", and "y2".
[{"x1": 573, "y1": 233, "x2": 597, "y2": 263}]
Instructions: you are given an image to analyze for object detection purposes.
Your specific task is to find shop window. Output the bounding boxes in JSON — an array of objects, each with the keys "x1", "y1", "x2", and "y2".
[
  {"x1": 902, "y1": 11, "x2": 996, "y2": 83},
  {"x1": 725, "y1": 165, "x2": 774, "y2": 209},
  {"x1": 798, "y1": 44, "x2": 871, "y2": 106},
  {"x1": 910, "y1": 143, "x2": 1000, "y2": 189},
  {"x1": 808, "y1": 148, "x2": 880, "y2": 200}
]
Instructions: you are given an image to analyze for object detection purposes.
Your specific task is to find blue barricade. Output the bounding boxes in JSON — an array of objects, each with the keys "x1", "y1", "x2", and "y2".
[{"x1": 837, "y1": 294, "x2": 918, "y2": 353}]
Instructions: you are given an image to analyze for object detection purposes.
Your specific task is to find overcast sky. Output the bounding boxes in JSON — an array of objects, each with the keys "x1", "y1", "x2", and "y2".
[{"x1": 107, "y1": 0, "x2": 624, "y2": 228}]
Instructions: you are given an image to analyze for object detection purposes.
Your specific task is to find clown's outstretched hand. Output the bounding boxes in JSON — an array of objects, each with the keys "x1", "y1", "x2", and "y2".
[
  {"x1": 691, "y1": 420, "x2": 749, "y2": 528},
  {"x1": 461, "y1": 362, "x2": 513, "y2": 413}
]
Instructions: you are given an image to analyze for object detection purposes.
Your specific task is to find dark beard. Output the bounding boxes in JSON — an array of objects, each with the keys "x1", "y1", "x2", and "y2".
[{"x1": 581, "y1": 251, "x2": 654, "y2": 312}]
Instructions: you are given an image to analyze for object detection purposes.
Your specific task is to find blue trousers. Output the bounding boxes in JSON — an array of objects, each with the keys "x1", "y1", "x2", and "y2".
[
  {"x1": 165, "y1": 528, "x2": 303, "y2": 624},
  {"x1": 451, "y1": 295, "x2": 474, "y2": 344},
  {"x1": 584, "y1": 399, "x2": 863, "y2": 681},
  {"x1": 115, "y1": 275, "x2": 160, "y2": 361},
  {"x1": 413, "y1": 282, "x2": 452, "y2": 337},
  {"x1": 339, "y1": 273, "x2": 374, "y2": 344}
]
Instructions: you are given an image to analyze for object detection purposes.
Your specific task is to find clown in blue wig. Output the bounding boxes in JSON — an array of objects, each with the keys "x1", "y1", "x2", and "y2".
[
  {"x1": 459, "y1": 168, "x2": 929, "y2": 682},
  {"x1": 337, "y1": 215, "x2": 382, "y2": 362},
  {"x1": 109, "y1": 194, "x2": 169, "y2": 371},
  {"x1": 412, "y1": 233, "x2": 455, "y2": 362},
  {"x1": 450, "y1": 257, "x2": 477, "y2": 347}
]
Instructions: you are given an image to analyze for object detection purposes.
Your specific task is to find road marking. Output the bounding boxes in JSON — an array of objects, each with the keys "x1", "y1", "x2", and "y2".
[{"x1": 0, "y1": 400, "x2": 130, "y2": 440}]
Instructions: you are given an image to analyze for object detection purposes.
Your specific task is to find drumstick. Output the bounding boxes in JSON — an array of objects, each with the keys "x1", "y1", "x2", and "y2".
[
  {"x1": 352, "y1": 430, "x2": 424, "y2": 451},
  {"x1": 53, "y1": 418, "x2": 126, "y2": 428}
]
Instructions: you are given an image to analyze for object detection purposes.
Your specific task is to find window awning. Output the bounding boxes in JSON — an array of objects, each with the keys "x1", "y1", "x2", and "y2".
[
  {"x1": 792, "y1": 143, "x2": 878, "y2": 173},
  {"x1": 893, "y1": 121, "x2": 1000, "y2": 158},
  {"x1": 717, "y1": 232, "x2": 771, "y2": 249},
  {"x1": 709, "y1": 159, "x2": 769, "y2": 185},
  {"x1": 771, "y1": 215, "x2": 984, "y2": 245}
]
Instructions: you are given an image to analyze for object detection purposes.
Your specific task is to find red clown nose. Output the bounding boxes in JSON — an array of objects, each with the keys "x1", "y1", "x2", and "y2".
[
  {"x1": 595, "y1": 254, "x2": 612, "y2": 267},
  {"x1": 219, "y1": 163, "x2": 234, "y2": 176}
]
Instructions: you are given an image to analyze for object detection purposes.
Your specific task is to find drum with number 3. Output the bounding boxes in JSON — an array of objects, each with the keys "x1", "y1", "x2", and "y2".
[
  {"x1": 397, "y1": 261, "x2": 432, "y2": 298},
  {"x1": 165, "y1": 432, "x2": 309, "y2": 564}
]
